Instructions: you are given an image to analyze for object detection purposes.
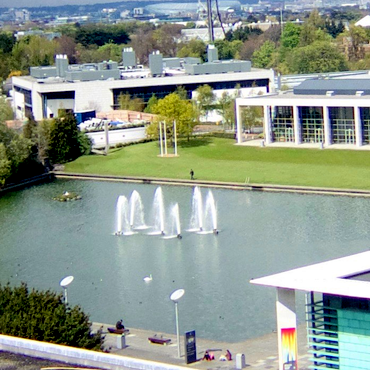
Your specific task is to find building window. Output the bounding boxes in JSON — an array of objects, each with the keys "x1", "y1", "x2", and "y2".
[
  {"x1": 300, "y1": 107, "x2": 324, "y2": 143},
  {"x1": 329, "y1": 107, "x2": 355, "y2": 144},
  {"x1": 272, "y1": 106, "x2": 294, "y2": 142},
  {"x1": 360, "y1": 107, "x2": 370, "y2": 144}
]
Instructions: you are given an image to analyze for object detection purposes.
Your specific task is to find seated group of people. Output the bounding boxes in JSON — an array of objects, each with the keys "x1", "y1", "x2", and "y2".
[{"x1": 203, "y1": 349, "x2": 232, "y2": 361}]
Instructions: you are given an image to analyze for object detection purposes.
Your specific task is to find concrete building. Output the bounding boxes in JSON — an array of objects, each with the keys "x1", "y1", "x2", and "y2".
[
  {"x1": 251, "y1": 251, "x2": 370, "y2": 370},
  {"x1": 12, "y1": 48, "x2": 274, "y2": 121},
  {"x1": 235, "y1": 76, "x2": 370, "y2": 149}
]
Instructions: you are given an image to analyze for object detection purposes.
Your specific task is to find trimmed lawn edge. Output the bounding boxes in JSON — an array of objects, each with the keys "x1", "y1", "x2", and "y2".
[{"x1": 54, "y1": 172, "x2": 370, "y2": 198}]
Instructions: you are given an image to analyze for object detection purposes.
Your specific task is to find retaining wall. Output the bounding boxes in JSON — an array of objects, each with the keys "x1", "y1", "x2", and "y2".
[{"x1": 0, "y1": 335, "x2": 188, "y2": 370}]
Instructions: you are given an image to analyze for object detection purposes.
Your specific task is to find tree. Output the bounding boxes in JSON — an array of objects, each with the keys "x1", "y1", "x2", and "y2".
[
  {"x1": 0, "y1": 32, "x2": 15, "y2": 54},
  {"x1": 288, "y1": 40, "x2": 348, "y2": 73},
  {"x1": 56, "y1": 35, "x2": 77, "y2": 64},
  {"x1": 216, "y1": 92, "x2": 235, "y2": 130},
  {"x1": 0, "y1": 143, "x2": 11, "y2": 186},
  {"x1": 174, "y1": 86, "x2": 188, "y2": 100},
  {"x1": 345, "y1": 25, "x2": 368, "y2": 61},
  {"x1": 48, "y1": 112, "x2": 89, "y2": 164},
  {"x1": 325, "y1": 20, "x2": 345, "y2": 39},
  {"x1": 148, "y1": 93, "x2": 198, "y2": 141},
  {"x1": 74, "y1": 24, "x2": 130, "y2": 47},
  {"x1": 129, "y1": 29, "x2": 156, "y2": 65},
  {"x1": 214, "y1": 39, "x2": 243, "y2": 60},
  {"x1": 279, "y1": 22, "x2": 301, "y2": 62},
  {"x1": 239, "y1": 35, "x2": 264, "y2": 61},
  {"x1": 0, "y1": 96, "x2": 13, "y2": 123},
  {"x1": 36, "y1": 119, "x2": 52, "y2": 163},
  {"x1": 242, "y1": 106, "x2": 263, "y2": 132},
  {"x1": 194, "y1": 84, "x2": 215, "y2": 118},
  {"x1": 0, "y1": 283, "x2": 103, "y2": 350},
  {"x1": 225, "y1": 26, "x2": 262, "y2": 42},
  {"x1": 144, "y1": 94, "x2": 158, "y2": 113},
  {"x1": 281, "y1": 23, "x2": 302, "y2": 49},
  {"x1": 252, "y1": 40, "x2": 276, "y2": 68},
  {"x1": 152, "y1": 24, "x2": 183, "y2": 57},
  {"x1": 118, "y1": 93, "x2": 144, "y2": 112},
  {"x1": 11, "y1": 36, "x2": 57, "y2": 74},
  {"x1": 177, "y1": 39, "x2": 207, "y2": 61},
  {"x1": 0, "y1": 123, "x2": 32, "y2": 178}
]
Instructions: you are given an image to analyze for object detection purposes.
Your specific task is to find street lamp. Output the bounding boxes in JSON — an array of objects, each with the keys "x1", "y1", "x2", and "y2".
[
  {"x1": 60, "y1": 275, "x2": 74, "y2": 305},
  {"x1": 170, "y1": 288, "x2": 185, "y2": 358}
]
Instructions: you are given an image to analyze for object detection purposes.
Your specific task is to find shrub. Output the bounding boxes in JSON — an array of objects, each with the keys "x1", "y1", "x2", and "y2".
[{"x1": 0, "y1": 283, "x2": 104, "y2": 350}]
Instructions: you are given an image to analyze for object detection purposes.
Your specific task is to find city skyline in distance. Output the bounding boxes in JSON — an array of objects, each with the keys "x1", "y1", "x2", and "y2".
[{"x1": 0, "y1": 0, "x2": 127, "y2": 8}]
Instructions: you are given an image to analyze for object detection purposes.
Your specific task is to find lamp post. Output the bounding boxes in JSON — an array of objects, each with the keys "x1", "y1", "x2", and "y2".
[
  {"x1": 60, "y1": 275, "x2": 74, "y2": 305},
  {"x1": 170, "y1": 288, "x2": 185, "y2": 358}
]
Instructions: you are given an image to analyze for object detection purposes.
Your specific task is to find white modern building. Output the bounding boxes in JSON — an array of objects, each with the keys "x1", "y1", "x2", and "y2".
[
  {"x1": 236, "y1": 77, "x2": 370, "y2": 148},
  {"x1": 12, "y1": 48, "x2": 274, "y2": 121},
  {"x1": 251, "y1": 251, "x2": 370, "y2": 370}
]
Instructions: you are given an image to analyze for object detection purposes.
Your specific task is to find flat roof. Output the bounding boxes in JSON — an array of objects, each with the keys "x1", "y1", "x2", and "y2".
[
  {"x1": 250, "y1": 251, "x2": 370, "y2": 299},
  {"x1": 239, "y1": 92, "x2": 370, "y2": 100},
  {"x1": 13, "y1": 68, "x2": 273, "y2": 93}
]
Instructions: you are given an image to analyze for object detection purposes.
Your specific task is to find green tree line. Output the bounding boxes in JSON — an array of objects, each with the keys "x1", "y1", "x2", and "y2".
[{"x1": 2, "y1": 11, "x2": 370, "y2": 84}]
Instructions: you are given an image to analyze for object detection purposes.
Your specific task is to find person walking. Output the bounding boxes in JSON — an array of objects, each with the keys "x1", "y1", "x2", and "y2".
[{"x1": 190, "y1": 169, "x2": 194, "y2": 180}]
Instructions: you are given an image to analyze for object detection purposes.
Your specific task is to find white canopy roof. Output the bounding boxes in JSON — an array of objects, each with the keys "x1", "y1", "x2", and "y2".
[
  {"x1": 355, "y1": 15, "x2": 370, "y2": 27},
  {"x1": 250, "y1": 251, "x2": 370, "y2": 299}
]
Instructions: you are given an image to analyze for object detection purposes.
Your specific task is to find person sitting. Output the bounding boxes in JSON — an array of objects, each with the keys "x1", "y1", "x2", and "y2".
[
  {"x1": 225, "y1": 349, "x2": 232, "y2": 361},
  {"x1": 116, "y1": 319, "x2": 125, "y2": 330},
  {"x1": 219, "y1": 350, "x2": 232, "y2": 361},
  {"x1": 203, "y1": 351, "x2": 210, "y2": 361},
  {"x1": 203, "y1": 350, "x2": 214, "y2": 361}
]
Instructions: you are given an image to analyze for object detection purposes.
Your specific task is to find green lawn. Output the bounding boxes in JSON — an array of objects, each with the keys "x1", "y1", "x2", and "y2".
[{"x1": 64, "y1": 137, "x2": 370, "y2": 190}]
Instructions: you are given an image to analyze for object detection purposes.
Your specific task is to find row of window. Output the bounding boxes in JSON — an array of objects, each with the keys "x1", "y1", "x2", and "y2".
[{"x1": 270, "y1": 106, "x2": 370, "y2": 144}]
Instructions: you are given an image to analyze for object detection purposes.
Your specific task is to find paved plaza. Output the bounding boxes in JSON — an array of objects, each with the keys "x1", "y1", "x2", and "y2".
[{"x1": 95, "y1": 323, "x2": 311, "y2": 370}]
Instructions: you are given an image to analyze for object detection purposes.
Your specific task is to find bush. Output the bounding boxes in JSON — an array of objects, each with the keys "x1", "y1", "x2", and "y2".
[{"x1": 0, "y1": 283, "x2": 104, "y2": 350}]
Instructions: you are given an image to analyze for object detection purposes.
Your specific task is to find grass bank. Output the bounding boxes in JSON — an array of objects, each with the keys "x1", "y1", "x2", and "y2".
[{"x1": 64, "y1": 138, "x2": 370, "y2": 190}]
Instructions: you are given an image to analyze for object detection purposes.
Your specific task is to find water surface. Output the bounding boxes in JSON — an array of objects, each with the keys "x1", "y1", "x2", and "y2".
[{"x1": 0, "y1": 180, "x2": 368, "y2": 342}]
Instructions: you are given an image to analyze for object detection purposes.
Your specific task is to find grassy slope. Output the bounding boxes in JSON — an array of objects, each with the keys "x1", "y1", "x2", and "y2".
[{"x1": 64, "y1": 138, "x2": 370, "y2": 190}]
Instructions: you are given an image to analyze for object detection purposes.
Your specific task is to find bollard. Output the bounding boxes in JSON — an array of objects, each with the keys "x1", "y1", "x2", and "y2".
[
  {"x1": 116, "y1": 334, "x2": 126, "y2": 349},
  {"x1": 235, "y1": 353, "x2": 245, "y2": 369}
]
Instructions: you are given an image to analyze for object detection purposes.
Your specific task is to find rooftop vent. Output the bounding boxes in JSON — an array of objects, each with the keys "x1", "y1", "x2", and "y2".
[{"x1": 326, "y1": 91, "x2": 334, "y2": 96}]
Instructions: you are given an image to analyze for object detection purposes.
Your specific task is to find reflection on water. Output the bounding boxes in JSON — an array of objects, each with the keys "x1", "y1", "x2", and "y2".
[{"x1": 0, "y1": 179, "x2": 369, "y2": 342}]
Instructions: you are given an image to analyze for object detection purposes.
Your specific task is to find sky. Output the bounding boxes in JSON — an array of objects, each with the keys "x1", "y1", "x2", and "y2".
[{"x1": 0, "y1": 0, "x2": 123, "y2": 8}]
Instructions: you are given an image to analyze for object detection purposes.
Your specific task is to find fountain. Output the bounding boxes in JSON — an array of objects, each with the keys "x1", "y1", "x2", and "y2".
[
  {"x1": 115, "y1": 195, "x2": 136, "y2": 235},
  {"x1": 163, "y1": 203, "x2": 182, "y2": 239},
  {"x1": 129, "y1": 190, "x2": 147, "y2": 230},
  {"x1": 115, "y1": 186, "x2": 217, "y2": 238},
  {"x1": 148, "y1": 187, "x2": 166, "y2": 235},
  {"x1": 204, "y1": 191, "x2": 218, "y2": 234},
  {"x1": 188, "y1": 187, "x2": 218, "y2": 234},
  {"x1": 188, "y1": 186, "x2": 203, "y2": 232}
]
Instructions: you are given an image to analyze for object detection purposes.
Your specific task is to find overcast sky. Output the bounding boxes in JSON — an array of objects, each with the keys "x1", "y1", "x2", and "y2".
[{"x1": 0, "y1": 0, "x2": 122, "y2": 8}]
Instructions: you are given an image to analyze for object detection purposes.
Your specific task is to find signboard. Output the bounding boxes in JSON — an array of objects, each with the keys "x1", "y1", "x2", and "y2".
[{"x1": 185, "y1": 330, "x2": 197, "y2": 364}]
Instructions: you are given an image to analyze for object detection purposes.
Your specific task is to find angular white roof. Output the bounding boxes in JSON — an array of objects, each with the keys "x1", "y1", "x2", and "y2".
[
  {"x1": 355, "y1": 15, "x2": 370, "y2": 27},
  {"x1": 250, "y1": 251, "x2": 370, "y2": 299}
]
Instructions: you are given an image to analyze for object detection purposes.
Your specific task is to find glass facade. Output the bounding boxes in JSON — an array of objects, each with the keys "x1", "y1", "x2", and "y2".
[
  {"x1": 361, "y1": 107, "x2": 370, "y2": 144},
  {"x1": 272, "y1": 106, "x2": 294, "y2": 142},
  {"x1": 112, "y1": 78, "x2": 270, "y2": 108},
  {"x1": 329, "y1": 107, "x2": 355, "y2": 144},
  {"x1": 300, "y1": 107, "x2": 324, "y2": 143},
  {"x1": 307, "y1": 292, "x2": 370, "y2": 370}
]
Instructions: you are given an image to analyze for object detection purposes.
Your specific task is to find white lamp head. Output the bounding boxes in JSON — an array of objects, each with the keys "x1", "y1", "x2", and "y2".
[
  {"x1": 170, "y1": 288, "x2": 185, "y2": 302},
  {"x1": 60, "y1": 275, "x2": 74, "y2": 288}
]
